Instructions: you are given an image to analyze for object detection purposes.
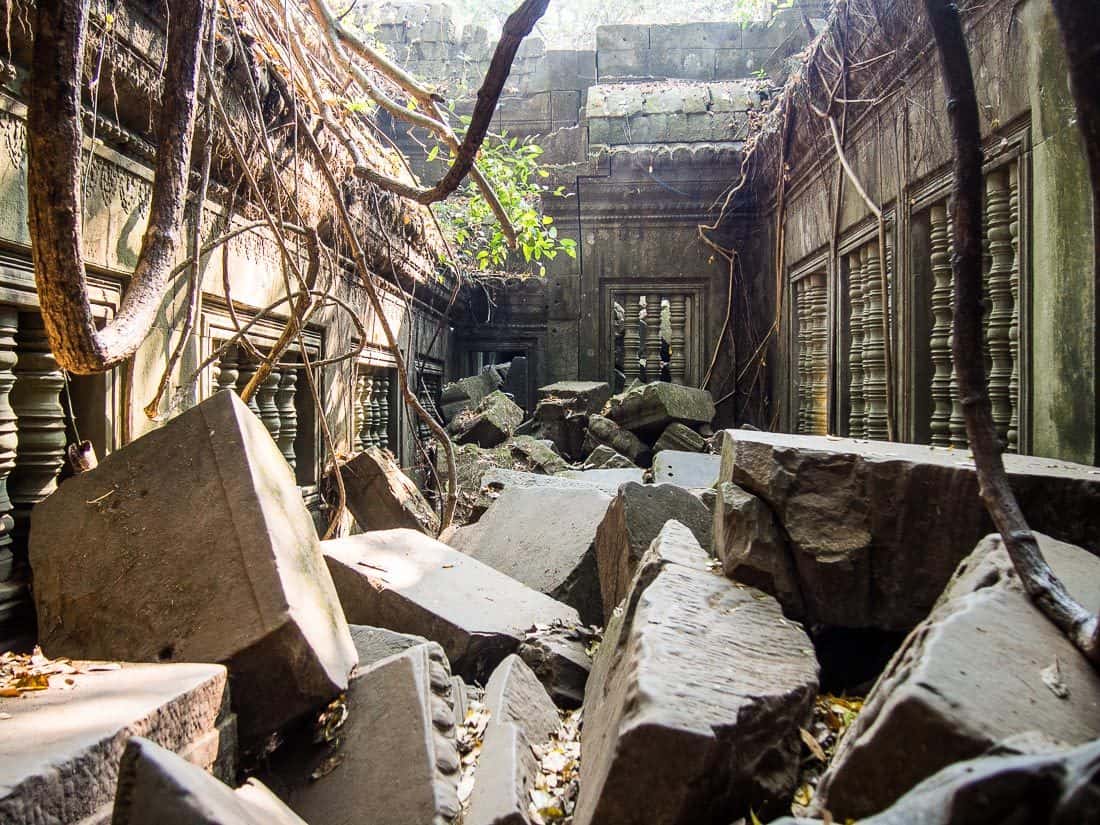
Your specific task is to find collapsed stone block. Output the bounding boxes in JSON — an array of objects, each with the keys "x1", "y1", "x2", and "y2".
[
  {"x1": 441, "y1": 370, "x2": 502, "y2": 421},
  {"x1": 652, "y1": 450, "x2": 721, "y2": 489},
  {"x1": 259, "y1": 642, "x2": 460, "y2": 825},
  {"x1": 324, "y1": 529, "x2": 580, "y2": 682},
  {"x1": 465, "y1": 721, "x2": 540, "y2": 825},
  {"x1": 518, "y1": 622, "x2": 593, "y2": 709},
  {"x1": 606, "y1": 381, "x2": 716, "y2": 436},
  {"x1": 0, "y1": 662, "x2": 232, "y2": 825},
  {"x1": 30, "y1": 391, "x2": 356, "y2": 741},
  {"x1": 557, "y1": 467, "x2": 645, "y2": 495},
  {"x1": 112, "y1": 737, "x2": 304, "y2": 825},
  {"x1": 583, "y1": 444, "x2": 637, "y2": 469},
  {"x1": 450, "y1": 391, "x2": 525, "y2": 448},
  {"x1": 449, "y1": 485, "x2": 612, "y2": 624},
  {"x1": 350, "y1": 624, "x2": 430, "y2": 669},
  {"x1": 583, "y1": 414, "x2": 653, "y2": 467},
  {"x1": 483, "y1": 654, "x2": 561, "y2": 747},
  {"x1": 576, "y1": 521, "x2": 819, "y2": 825},
  {"x1": 533, "y1": 398, "x2": 589, "y2": 460},
  {"x1": 594, "y1": 482, "x2": 712, "y2": 619},
  {"x1": 653, "y1": 422, "x2": 707, "y2": 454},
  {"x1": 537, "y1": 381, "x2": 612, "y2": 414},
  {"x1": 338, "y1": 446, "x2": 440, "y2": 535},
  {"x1": 815, "y1": 532, "x2": 1100, "y2": 820}
]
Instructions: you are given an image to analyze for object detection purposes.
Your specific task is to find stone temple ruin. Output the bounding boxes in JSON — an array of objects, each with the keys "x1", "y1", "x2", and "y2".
[{"x1": 2, "y1": 0, "x2": 1100, "y2": 823}]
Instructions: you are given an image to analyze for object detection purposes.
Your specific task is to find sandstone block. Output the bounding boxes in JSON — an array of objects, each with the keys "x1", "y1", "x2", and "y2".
[
  {"x1": 583, "y1": 444, "x2": 637, "y2": 469},
  {"x1": 483, "y1": 654, "x2": 561, "y2": 747},
  {"x1": 537, "y1": 381, "x2": 612, "y2": 414},
  {"x1": 338, "y1": 446, "x2": 440, "y2": 534},
  {"x1": 607, "y1": 381, "x2": 716, "y2": 435},
  {"x1": 557, "y1": 468, "x2": 645, "y2": 494},
  {"x1": 584, "y1": 414, "x2": 652, "y2": 466},
  {"x1": 30, "y1": 391, "x2": 356, "y2": 741},
  {"x1": 533, "y1": 398, "x2": 589, "y2": 460},
  {"x1": 324, "y1": 530, "x2": 580, "y2": 682},
  {"x1": 465, "y1": 721, "x2": 540, "y2": 825},
  {"x1": 518, "y1": 622, "x2": 593, "y2": 709},
  {"x1": 653, "y1": 421, "x2": 707, "y2": 453},
  {"x1": 595, "y1": 482, "x2": 712, "y2": 619},
  {"x1": 576, "y1": 521, "x2": 819, "y2": 824},
  {"x1": 451, "y1": 391, "x2": 525, "y2": 448},
  {"x1": 350, "y1": 624, "x2": 430, "y2": 669},
  {"x1": 652, "y1": 450, "x2": 721, "y2": 488},
  {"x1": 441, "y1": 371, "x2": 502, "y2": 421}
]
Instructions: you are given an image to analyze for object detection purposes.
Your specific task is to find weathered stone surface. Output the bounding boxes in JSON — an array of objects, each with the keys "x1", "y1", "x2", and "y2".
[
  {"x1": 595, "y1": 482, "x2": 712, "y2": 619},
  {"x1": 0, "y1": 662, "x2": 232, "y2": 825},
  {"x1": 350, "y1": 624, "x2": 430, "y2": 669},
  {"x1": 713, "y1": 481, "x2": 804, "y2": 618},
  {"x1": 584, "y1": 414, "x2": 652, "y2": 466},
  {"x1": 324, "y1": 529, "x2": 580, "y2": 682},
  {"x1": 538, "y1": 381, "x2": 612, "y2": 414},
  {"x1": 653, "y1": 422, "x2": 706, "y2": 454},
  {"x1": 261, "y1": 642, "x2": 460, "y2": 825},
  {"x1": 339, "y1": 446, "x2": 440, "y2": 535},
  {"x1": 484, "y1": 654, "x2": 561, "y2": 746},
  {"x1": 518, "y1": 622, "x2": 593, "y2": 709},
  {"x1": 576, "y1": 521, "x2": 819, "y2": 825},
  {"x1": 451, "y1": 391, "x2": 525, "y2": 448},
  {"x1": 533, "y1": 398, "x2": 589, "y2": 460},
  {"x1": 557, "y1": 468, "x2": 645, "y2": 494},
  {"x1": 441, "y1": 437, "x2": 569, "y2": 521},
  {"x1": 112, "y1": 737, "x2": 304, "y2": 825},
  {"x1": 30, "y1": 391, "x2": 356, "y2": 741},
  {"x1": 652, "y1": 450, "x2": 721, "y2": 488},
  {"x1": 480, "y1": 467, "x2": 609, "y2": 496},
  {"x1": 465, "y1": 721, "x2": 540, "y2": 825},
  {"x1": 449, "y1": 485, "x2": 611, "y2": 624},
  {"x1": 606, "y1": 381, "x2": 716, "y2": 435},
  {"x1": 441, "y1": 370, "x2": 502, "y2": 421},
  {"x1": 816, "y1": 532, "x2": 1100, "y2": 819},
  {"x1": 719, "y1": 429, "x2": 1100, "y2": 629},
  {"x1": 583, "y1": 444, "x2": 637, "y2": 469}
]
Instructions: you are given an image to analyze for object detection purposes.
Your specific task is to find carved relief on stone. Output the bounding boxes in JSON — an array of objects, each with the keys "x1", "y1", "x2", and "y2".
[
  {"x1": 984, "y1": 169, "x2": 1015, "y2": 447},
  {"x1": 847, "y1": 251, "x2": 865, "y2": 438},
  {"x1": 929, "y1": 203, "x2": 953, "y2": 447},
  {"x1": 796, "y1": 278, "x2": 810, "y2": 433},
  {"x1": 1007, "y1": 161, "x2": 1021, "y2": 453},
  {"x1": 809, "y1": 273, "x2": 828, "y2": 435},
  {"x1": 861, "y1": 242, "x2": 888, "y2": 441}
]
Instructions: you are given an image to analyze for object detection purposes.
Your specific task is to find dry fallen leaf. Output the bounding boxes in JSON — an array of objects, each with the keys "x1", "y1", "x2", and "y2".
[
  {"x1": 800, "y1": 727, "x2": 827, "y2": 762},
  {"x1": 1041, "y1": 659, "x2": 1070, "y2": 699}
]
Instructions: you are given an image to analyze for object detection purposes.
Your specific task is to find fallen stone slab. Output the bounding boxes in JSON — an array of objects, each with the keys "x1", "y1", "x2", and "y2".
[
  {"x1": 583, "y1": 444, "x2": 637, "y2": 469},
  {"x1": 465, "y1": 721, "x2": 540, "y2": 825},
  {"x1": 652, "y1": 450, "x2": 721, "y2": 488},
  {"x1": 338, "y1": 447, "x2": 440, "y2": 535},
  {"x1": 449, "y1": 485, "x2": 612, "y2": 624},
  {"x1": 441, "y1": 371, "x2": 502, "y2": 421},
  {"x1": 583, "y1": 414, "x2": 652, "y2": 467},
  {"x1": 476, "y1": 468, "x2": 613, "y2": 520},
  {"x1": 595, "y1": 482, "x2": 713, "y2": 619},
  {"x1": 0, "y1": 661, "x2": 233, "y2": 825},
  {"x1": 350, "y1": 624, "x2": 430, "y2": 669},
  {"x1": 537, "y1": 381, "x2": 612, "y2": 414},
  {"x1": 324, "y1": 529, "x2": 581, "y2": 682},
  {"x1": 112, "y1": 737, "x2": 304, "y2": 825},
  {"x1": 259, "y1": 642, "x2": 460, "y2": 825},
  {"x1": 483, "y1": 654, "x2": 561, "y2": 746},
  {"x1": 606, "y1": 381, "x2": 716, "y2": 436},
  {"x1": 533, "y1": 398, "x2": 589, "y2": 461},
  {"x1": 713, "y1": 481, "x2": 804, "y2": 619},
  {"x1": 576, "y1": 521, "x2": 819, "y2": 825},
  {"x1": 451, "y1": 391, "x2": 525, "y2": 448},
  {"x1": 815, "y1": 532, "x2": 1100, "y2": 820},
  {"x1": 653, "y1": 422, "x2": 706, "y2": 454},
  {"x1": 30, "y1": 390, "x2": 357, "y2": 742},
  {"x1": 557, "y1": 468, "x2": 645, "y2": 495},
  {"x1": 718, "y1": 428, "x2": 1100, "y2": 630},
  {"x1": 518, "y1": 622, "x2": 594, "y2": 709}
]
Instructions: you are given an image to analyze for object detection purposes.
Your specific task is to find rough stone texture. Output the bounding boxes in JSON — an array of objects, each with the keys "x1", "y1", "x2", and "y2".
[
  {"x1": 324, "y1": 529, "x2": 580, "y2": 682},
  {"x1": 112, "y1": 737, "x2": 304, "y2": 825},
  {"x1": 538, "y1": 381, "x2": 612, "y2": 414},
  {"x1": 713, "y1": 482, "x2": 804, "y2": 619},
  {"x1": 584, "y1": 414, "x2": 653, "y2": 467},
  {"x1": 441, "y1": 370, "x2": 502, "y2": 421},
  {"x1": 483, "y1": 654, "x2": 561, "y2": 747},
  {"x1": 652, "y1": 450, "x2": 721, "y2": 488},
  {"x1": 533, "y1": 397, "x2": 589, "y2": 461},
  {"x1": 576, "y1": 521, "x2": 819, "y2": 825},
  {"x1": 557, "y1": 468, "x2": 646, "y2": 494},
  {"x1": 583, "y1": 444, "x2": 637, "y2": 469},
  {"x1": 350, "y1": 624, "x2": 430, "y2": 669},
  {"x1": 0, "y1": 662, "x2": 232, "y2": 825},
  {"x1": 441, "y1": 437, "x2": 569, "y2": 513},
  {"x1": 719, "y1": 429, "x2": 1100, "y2": 629},
  {"x1": 518, "y1": 623, "x2": 593, "y2": 709},
  {"x1": 816, "y1": 532, "x2": 1100, "y2": 820},
  {"x1": 653, "y1": 422, "x2": 707, "y2": 453},
  {"x1": 594, "y1": 482, "x2": 713, "y2": 619},
  {"x1": 339, "y1": 447, "x2": 440, "y2": 535},
  {"x1": 606, "y1": 381, "x2": 716, "y2": 436},
  {"x1": 451, "y1": 391, "x2": 525, "y2": 448},
  {"x1": 261, "y1": 643, "x2": 460, "y2": 825},
  {"x1": 449, "y1": 485, "x2": 611, "y2": 624},
  {"x1": 30, "y1": 391, "x2": 356, "y2": 741},
  {"x1": 465, "y1": 721, "x2": 540, "y2": 825}
]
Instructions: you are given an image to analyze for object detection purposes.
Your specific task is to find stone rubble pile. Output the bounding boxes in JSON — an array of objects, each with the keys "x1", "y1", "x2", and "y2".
[{"x1": 7, "y1": 385, "x2": 1100, "y2": 825}]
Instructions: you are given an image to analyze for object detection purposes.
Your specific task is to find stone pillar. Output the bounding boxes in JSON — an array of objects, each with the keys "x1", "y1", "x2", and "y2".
[
  {"x1": 623, "y1": 296, "x2": 641, "y2": 383},
  {"x1": 375, "y1": 373, "x2": 391, "y2": 451},
  {"x1": 644, "y1": 294, "x2": 662, "y2": 383},
  {"x1": 809, "y1": 273, "x2": 828, "y2": 435},
  {"x1": 215, "y1": 345, "x2": 239, "y2": 396},
  {"x1": 1007, "y1": 162, "x2": 1021, "y2": 453},
  {"x1": 276, "y1": 367, "x2": 298, "y2": 468},
  {"x1": 236, "y1": 361, "x2": 261, "y2": 417},
  {"x1": 947, "y1": 214, "x2": 968, "y2": 448},
  {"x1": 862, "y1": 242, "x2": 888, "y2": 440},
  {"x1": 0, "y1": 308, "x2": 19, "y2": 642},
  {"x1": 929, "y1": 203, "x2": 953, "y2": 447},
  {"x1": 795, "y1": 278, "x2": 809, "y2": 433},
  {"x1": 358, "y1": 373, "x2": 373, "y2": 450},
  {"x1": 258, "y1": 368, "x2": 282, "y2": 444},
  {"x1": 669, "y1": 295, "x2": 687, "y2": 385},
  {"x1": 985, "y1": 169, "x2": 1014, "y2": 447},
  {"x1": 847, "y1": 251, "x2": 865, "y2": 437}
]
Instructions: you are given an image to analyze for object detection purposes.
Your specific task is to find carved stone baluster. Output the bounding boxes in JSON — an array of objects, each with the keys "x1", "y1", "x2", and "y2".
[
  {"x1": 809, "y1": 273, "x2": 828, "y2": 435},
  {"x1": 847, "y1": 252, "x2": 865, "y2": 437},
  {"x1": 375, "y1": 373, "x2": 391, "y2": 451},
  {"x1": 276, "y1": 368, "x2": 298, "y2": 468},
  {"x1": 369, "y1": 373, "x2": 383, "y2": 448},
  {"x1": 623, "y1": 296, "x2": 641, "y2": 382},
  {"x1": 0, "y1": 310, "x2": 17, "y2": 580},
  {"x1": 258, "y1": 369, "x2": 282, "y2": 444},
  {"x1": 641, "y1": 294, "x2": 659, "y2": 383},
  {"x1": 215, "y1": 345, "x2": 239, "y2": 396},
  {"x1": 236, "y1": 361, "x2": 262, "y2": 417},
  {"x1": 353, "y1": 372, "x2": 367, "y2": 451},
  {"x1": 946, "y1": 215, "x2": 968, "y2": 448},
  {"x1": 360, "y1": 373, "x2": 374, "y2": 449},
  {"x1": 795, "y1": 279, "x2": 808, "y2": 433},
  {"x1": 669, "y1": 295, "x2": 687, "y2": 384},
  {"x1": 1007, "y1": 162, "x2": 1021, "y2": 453},
  {"x1": 929, "y1": 204, "x2": 954, "y2": 447},
  {"x1": 862, "y1": 242, "x2": 888, "y2": 440},
  {"x1": 985, "y1": 170, "x2": 1014, "y2": 445}
]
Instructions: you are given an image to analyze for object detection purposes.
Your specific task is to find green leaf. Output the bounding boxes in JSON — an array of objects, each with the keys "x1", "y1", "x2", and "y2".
[{"x1": 426, "y1": 145, "x2": 440, "y2": 162}]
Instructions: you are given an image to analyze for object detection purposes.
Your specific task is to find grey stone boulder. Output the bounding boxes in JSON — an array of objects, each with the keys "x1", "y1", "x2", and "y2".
[
  {"x1": 653, "y1": 422, "x2": 707, "y2": 454},
  {"x1": 1, "y1": 662, "x2": 234, "y2": 825},
  {"x1": 584, "y1": 444, "x2": 637, "y2": 469},
  {"x1": 584, "y1": 414, "x2": 653, "y2": 467},
  {"x1": 449, "y1": 485, "x2": 612, "y2": 624},
  {"x1": 652, "y1": 450, "x2": 721, "y2": 489},
  {"x1": 350, "y1": 624, "x2": 430, "y2": 669},
  {"x1": 815, "y1": 532, "x2": 1100, "y2": 820},
  {"x1": 451, "y1": 391, "x2": 525, "y2": 448},
  {"x1": 606, "y1": 381, "x2": 716, "y2": 436},
  {"x1": 713, "y1": 481, "x2": 804, "y2": 619},
  {"x1": 260, "y1": 642, "x2": 460, "y2": 825},
  {"x1": 30, "y1": 390, "x2": 357, "y2": 741},
  {"x1": 575, "y1": 521, "x2": 819, "y2": 825},
  {"x1": 718, "y1": 429, "x2": 1100, "y2": 630},
  {"x1": 483, "y1": 654, "x2": 561, "y2": 746},
  {"x1": 533, "y1": 398, "x2": 589, "y2": 460},
  {"x1": 557, "y1": 467, "x2": 645, "y2": 495},
  {"x1": 338, "y1": 446, "x2": 440, "y2": 534},
  {"x1": 538, "y1": 381, "x2": 612, "y2": 414},
  {"x1": 323, "y1": 529, "x2": 581, "y2": 682},
  {"x1": 465, "y1": 721, "x2": 540, "y2": 825},
  {"x1": 518, "y1": 622, "x2": 594, "y2": 709},
  {"x1": 441, "y1": 370, "x2": 502, "y2": 421},
  {"x1": 112, "y1": 737, "x2": 304, "y2": 825},
  {"x1": 594, "y1": 482, "x2": 712, "y2": 620}
]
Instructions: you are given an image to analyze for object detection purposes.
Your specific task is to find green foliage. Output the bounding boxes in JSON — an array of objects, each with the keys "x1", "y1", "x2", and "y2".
[{"x1": 434, "y1": 127, "x2": 576, "y2": 277}]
